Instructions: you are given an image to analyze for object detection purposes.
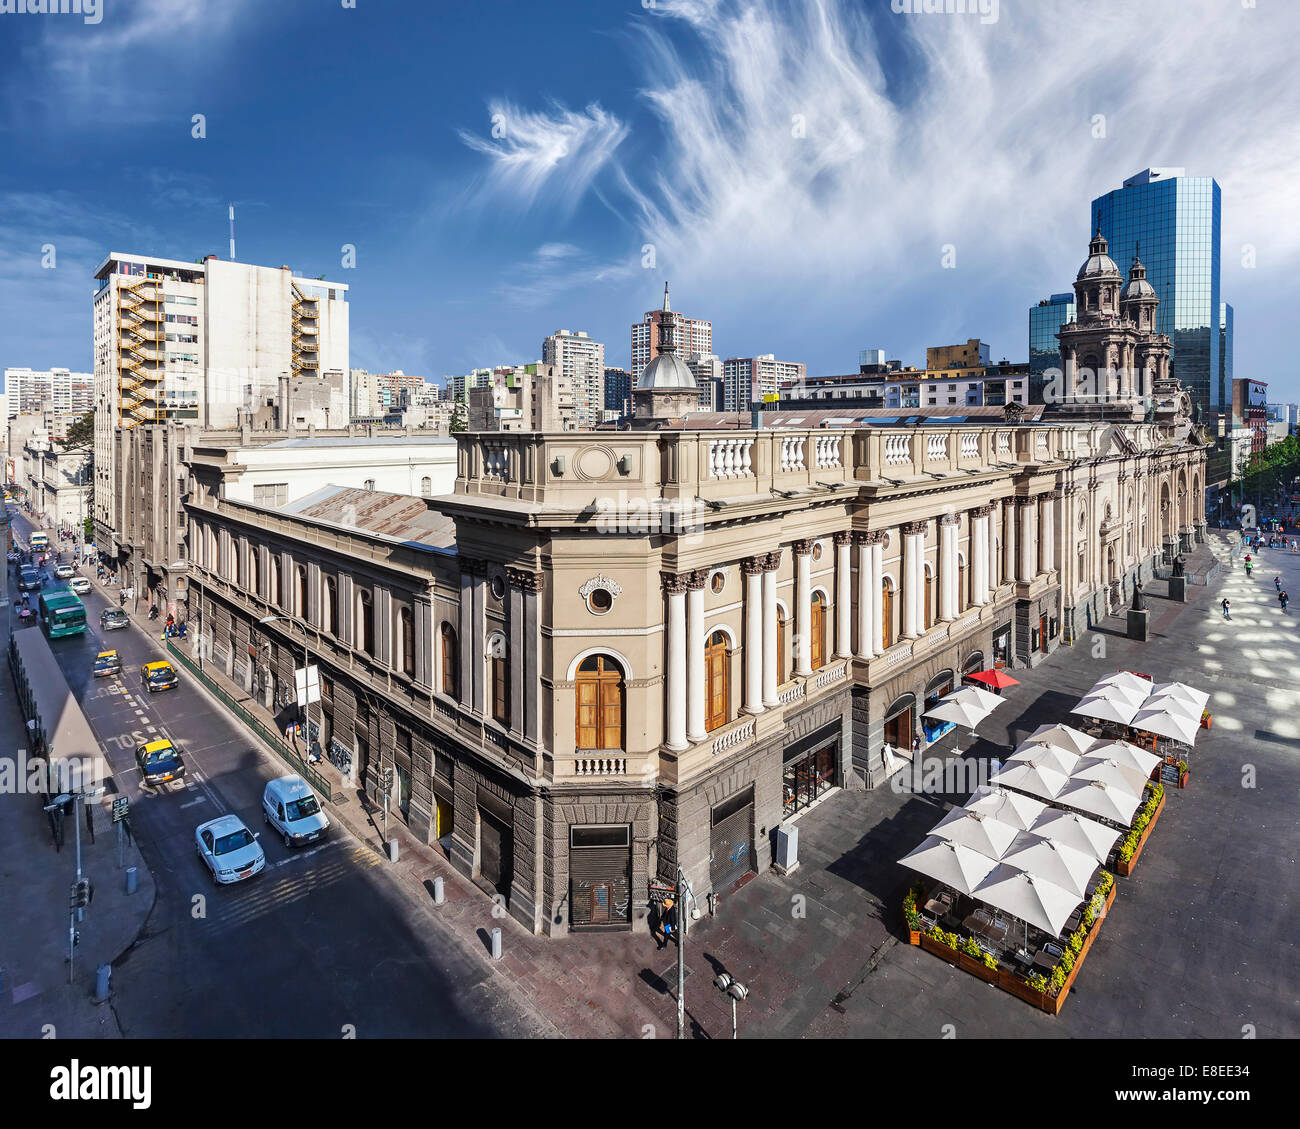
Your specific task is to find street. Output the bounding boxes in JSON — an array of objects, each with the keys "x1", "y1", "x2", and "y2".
[{"x1": 4, "y1": 509, "x2": 541, "y2": 1038}]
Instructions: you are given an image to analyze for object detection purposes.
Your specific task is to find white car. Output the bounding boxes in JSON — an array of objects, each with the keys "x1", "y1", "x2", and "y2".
[
  {"x1": 54, "y1": 563, "x2": 75, "y2": 579},
  {"x1": 195, "y1": 814, "x2": 266, "y2": 885},
  {"x1": 262, "y1": 775, "x2": 330, "y2": 848},
  {"x1": 69, "y1": 576, "x2": 91, "y2": 594}
]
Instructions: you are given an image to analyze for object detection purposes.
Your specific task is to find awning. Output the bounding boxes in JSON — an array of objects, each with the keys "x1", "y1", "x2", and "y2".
[
  {"x1": 971, "y1": 865, "x2": 1083, "y2": 937},
  {"x1": 898, "y1": 835, "x2": 999, "y2": 895},
  {"x1": 1030, "y1": 808, "x2": 1121, "y2": 864},
  {"x1": 928, "y1": 806, "x2": 1021, "y2": 859}
]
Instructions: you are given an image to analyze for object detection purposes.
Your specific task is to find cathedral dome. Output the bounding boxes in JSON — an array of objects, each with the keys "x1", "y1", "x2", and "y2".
[
  {"x1": 639, "y1": 351, "x2": 697, "y2": 391},
  {"x1": 1076, "y1": 231, "x2": 1121, "y2": 281}
]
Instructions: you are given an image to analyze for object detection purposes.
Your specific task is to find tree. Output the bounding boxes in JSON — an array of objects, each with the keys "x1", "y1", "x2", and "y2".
[
  {"x1": 57, "y1": 411, "x2": 95, "y2": 453},
  {"x1": 448, "y1": 403, "x2": 468, "y2": 433}
]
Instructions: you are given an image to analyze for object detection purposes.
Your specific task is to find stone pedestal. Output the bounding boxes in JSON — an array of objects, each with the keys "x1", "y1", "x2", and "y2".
[
  {"x1": 1168, "y1": 576, "x2": 1186, "y2": 603},
  {"x1": 1127, "y1": 608, "x2": 1150, "y2": 641}
]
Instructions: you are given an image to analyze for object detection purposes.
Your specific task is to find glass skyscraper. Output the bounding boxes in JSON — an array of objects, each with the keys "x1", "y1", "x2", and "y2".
[
  {"x1": 1028, "y1": 292, "x2": 1075, "y2": 403},
  {"x1": 1091, "y1": 168, "x2": 1226, "y2": 424}
]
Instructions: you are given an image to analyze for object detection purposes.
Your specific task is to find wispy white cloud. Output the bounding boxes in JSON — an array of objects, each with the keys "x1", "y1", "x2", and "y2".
[{"x1": 462, "y1": 0, "x2": 1300, "y2": 375}]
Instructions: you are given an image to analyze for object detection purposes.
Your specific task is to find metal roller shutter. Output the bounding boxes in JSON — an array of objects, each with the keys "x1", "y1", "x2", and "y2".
[
  {"x1": 570, "y1": 846, "x2": 631, "y2": 927},
  {"x1": 479, "y1": 810, "x2": 513, "y2": 897},
  {"x1": 710, "y1": 790, "x2": 754, "y2": 892}
]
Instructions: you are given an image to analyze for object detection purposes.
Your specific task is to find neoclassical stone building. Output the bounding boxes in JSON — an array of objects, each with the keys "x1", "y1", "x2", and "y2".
[{"x1": 177, "y1": 236, "x2": 1206, "y2": 936}]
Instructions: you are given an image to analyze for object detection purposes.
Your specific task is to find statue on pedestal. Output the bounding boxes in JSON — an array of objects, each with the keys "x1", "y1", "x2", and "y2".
[
  {"x1": 1130, "y1": 582, "x2": 1146, "y2": 611},
  {"x1": 1172, "y1": 554, "x2": 1185, "y2": 578}
]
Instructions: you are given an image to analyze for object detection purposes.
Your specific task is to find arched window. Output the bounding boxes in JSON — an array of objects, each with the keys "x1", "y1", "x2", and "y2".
[
  {"x1": 400, "y1": 607, "x2": 415, "y2": 677},
  {"x1": 491, "y1": 642, "x2": 509, "y2": 727},
  {"x1": 810, "y1": 591, "x2": 826, "y2": 670},
  {"x1": 440, "y1": 624, "x2": 458, "y2": 698},
  {"x1": 323, "y1": 576, "x2": 338, "y2": 634},
  {"x1": 296, "y1": 565, "x2": 308, "y2": 618},
  {"x1": 364, "y1": 478, "x2": 376, "y2": 491},
  {"x1": 776, "y1": 608, "x2": 787, "y2": 683},
  {"x1": 705, "y1": 630, "x2": 729, "y2": 732},
  {"x1": 357, "y1": 590, "x2": 374, "y2": 656},
  {"x1": 576, "y1": 655, "x2": 624, "y2": 750},
  {"x1": 881, "y1": 578, "x2": 894, "y2": 650},
  {"x1": 421, "y1": 476, "x2": 433, "y2": 497}
]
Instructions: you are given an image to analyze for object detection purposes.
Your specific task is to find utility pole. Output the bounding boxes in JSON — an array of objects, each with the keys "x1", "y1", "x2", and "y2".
[{"x1": 676, "y1": 862, "x2": 685, "y2": 1040}]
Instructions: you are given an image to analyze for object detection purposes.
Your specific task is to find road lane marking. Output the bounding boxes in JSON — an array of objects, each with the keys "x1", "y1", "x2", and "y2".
[{"x1": 180, "y1": 797, "x2": 207, "y2": 809}]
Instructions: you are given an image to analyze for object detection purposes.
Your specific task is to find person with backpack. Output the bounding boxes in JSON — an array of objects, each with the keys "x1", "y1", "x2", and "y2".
[{"x1": 1222, "y1": 598, "x2": 1231, "y2": 620}]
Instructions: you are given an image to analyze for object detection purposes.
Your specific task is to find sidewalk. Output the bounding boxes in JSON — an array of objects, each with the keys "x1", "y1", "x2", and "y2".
[{"x1": 0, "y1": 610, "x2": 157, "y2": 1039}]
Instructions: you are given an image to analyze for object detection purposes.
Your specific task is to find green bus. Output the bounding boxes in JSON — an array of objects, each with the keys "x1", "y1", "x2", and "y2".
[{"x1": 38, "y1": 590, "x2": 88, "y2": 638}]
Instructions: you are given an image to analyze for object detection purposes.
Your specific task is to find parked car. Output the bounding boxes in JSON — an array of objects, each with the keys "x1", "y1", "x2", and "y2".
[
  {"x1": 100, "y1": 607, "x2": 129, "y2": 630},
  {"x1": 141, "y1": 660, "x2": 178, "y2": 693},
  {"x1": 93, "y1": 650, "x2": 121, "y2": 678},
  {"x1": 69, "y1": 576, "x2": 91, "y2": 595},
  {"x1": 54, "y1": 563, "x2": 75, "y2": 579},
  {"x1": 135, "y1": 737, "x2": 187, "y2": 787},
  {"x1": 18, "y1": 566, "x2": 41, "y2": 592},
  {"x1": 262, "y1": 775, "x2": 330, "y2": 847},
  {"x1": 194, "y1": 815, "x2": 265, "y2": 885}
]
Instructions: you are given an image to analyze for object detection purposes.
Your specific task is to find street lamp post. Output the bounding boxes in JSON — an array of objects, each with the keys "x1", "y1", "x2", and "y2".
[{"x1": 712, "y1": 970, "x2": 748, "y2": 1040}]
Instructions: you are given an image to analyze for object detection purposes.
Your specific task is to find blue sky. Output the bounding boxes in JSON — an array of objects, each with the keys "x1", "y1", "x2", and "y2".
[{"x1": 2, "y1": 0, "x2": 1298, "y2": 394}]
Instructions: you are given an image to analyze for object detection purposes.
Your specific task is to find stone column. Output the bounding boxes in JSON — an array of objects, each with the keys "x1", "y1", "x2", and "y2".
[
  {"x1": 520, "y1": 571, "x2": 544, "y2": 747},
  {"x1": 506, "y1": 570, "x2": 525, "y2": 741},
  {"x1": 871, "y1": 534, "x2": 885, "y2": 651},
  {"x1": 663, "y1": 573, "x2": 689, "y2": 752},
  {"x1": 970, "y1": 505, "x2": 992, "y2": 605},
  {"x1": 834, "y1": 531, "x2": 852, "y2": 658},
  {"x1": 686, "y1": 570, "x2": 708, "y2": 744},
  {"x1": 742, "y1": 557, "x2": 765, "y2": 714},
  {"x1": 901, "y1": 521, "x2": 926, "y2": 638},
  {"x1": 855, "y1": 532, "x2": 877, "y2": 660},
  {"x1": 469, "y1": 564, "x2": 486, "y2": 716},
  {"x1": 793, "y1": 540, "x2": 813, "y2": 676},
  {"x1": 939, "y1": 513, "x2": 959, "y2": 621},
  {"x1": 1002, "y1": 500, "x2": 1017, "y2": 585},
  {"x1": 1018, "y1": 497, "x2": 1038, "y2": 583},
  {"x1": 1041, "y1": 491, "x2": 1057, "y2": 572},
  {"x1": 457, "y1": 563, "x2": 475, "y2": 707},
  {"x1": 762, "y1": 551, "x2": 780, "y2": 707}
]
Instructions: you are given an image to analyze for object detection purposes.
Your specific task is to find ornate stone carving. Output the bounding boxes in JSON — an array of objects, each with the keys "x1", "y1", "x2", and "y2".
[
  {"x1": 685, "y1": 568, "x2": 709, "y2": 590},
  {"x1": 461, "y1": 556, "x2": 490, "y2": 577},
  {"x1": 901, "y1": 521, "x2": 927, "y2": 537},
  {"x1": 579, "y1": 573, "x2": 623, "y2": 604},
  {"x1": 791, "y1": 539, "x2": 815, "y2": 556},
  {"x1": 859, "y1": 529, "x2": 887, "y2": 546},
  {"x1": 1014, "y1": 495, "x2": 1037, "y2": 507},
  {"x1": 939, "y1": 512, "x2": 961, "y2": 527},
  {"x1": 762, "y1": 550, "x2": 783, "y2": 571},
  {"x1": 741, "y1": 556, "x2": 766, "y2": 575},
  {"x1": 660, "y1": 572, "x2": 689, "y2": 595},
  {"x1": 832, "y1": 530, "x2": 852, "y2": 546},
  {"x1": 505, "y1": 566, "x2": 543, "y2": 591},
  {"x1": 969, "y1": 504, "x2": 995, "y2": 519}
]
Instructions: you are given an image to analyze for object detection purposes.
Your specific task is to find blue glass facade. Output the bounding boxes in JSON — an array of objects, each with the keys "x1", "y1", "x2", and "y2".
[
  {"x1": 1091, "y1": 173, "x2": 1225, "y2": 422},
  {"x1": 1028, "y1": 292, "x2": 1075, "y2": 403},
  {"x1": 1220, "y1": 302, "x2": 1233, "y2": 396}
]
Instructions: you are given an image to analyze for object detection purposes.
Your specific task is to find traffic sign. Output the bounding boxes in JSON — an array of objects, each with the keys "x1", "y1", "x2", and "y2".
[{"x1": 112, "y1": 795, "x2": 129, "y2": 823}]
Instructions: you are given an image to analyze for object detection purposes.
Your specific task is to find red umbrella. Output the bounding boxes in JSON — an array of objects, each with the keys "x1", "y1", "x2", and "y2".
[{"x1": 967, "y1": 669, "x2": 1020, "y2": 689}]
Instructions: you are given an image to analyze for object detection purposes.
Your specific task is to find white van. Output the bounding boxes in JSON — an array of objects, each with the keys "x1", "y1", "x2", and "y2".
[{"x1": 262, "y1": 775, "x2": 330, "y2": 847}]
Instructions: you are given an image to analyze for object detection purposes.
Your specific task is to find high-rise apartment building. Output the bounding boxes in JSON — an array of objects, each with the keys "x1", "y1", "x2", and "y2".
[
  {"x1": 3, "y1": 367, "x2": 94, "y2": 418},
  {"x1": 603, "y1": 367, "x2": 632, "y2": 419},
  {"x1": 375, "y1": 370, "x2": 426, "y2": 411},
  {"x1": 630, "y1": 284, "x2": 711, "y2": 387},
  {"x1": 1028, "y1": 293, "x2": 1076, "y2": 403},
  {"x1": 722, "y1": 354, "x2": 807, "y2": 412},
  {"x1": 92, "y1": 250, "x2": 349, "y2": 557},
  {"x1": 542, "y1": 330, "x2": 605, "y2": 429}
]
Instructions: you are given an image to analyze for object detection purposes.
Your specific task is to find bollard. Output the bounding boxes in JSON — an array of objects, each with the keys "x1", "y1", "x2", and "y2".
[
  {"x1": 490, "y1": 927, "x2": 503, "y2": 961},
  {"x1": 125, "y1": 866, "x2": 138, "y2": 895},
  {"x1": 433, "y1": 876, "x2": 445, "y2": 904},
  {"x1": 93, "y1": 963, "x2": 111, "y2": 1004},
  {"x1": 387, "y1": 838, "x2": 399, "y2": 863}
]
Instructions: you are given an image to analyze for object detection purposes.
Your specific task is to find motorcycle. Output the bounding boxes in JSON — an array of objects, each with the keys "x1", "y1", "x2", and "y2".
[{"x1": 148, "y1": 606, "x2": 160, "y2": 621}]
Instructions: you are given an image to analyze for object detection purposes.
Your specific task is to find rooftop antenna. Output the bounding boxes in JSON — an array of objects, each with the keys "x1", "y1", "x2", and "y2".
[{"x1": 229, "y1": 203, "x2": 236, "y2": 261}]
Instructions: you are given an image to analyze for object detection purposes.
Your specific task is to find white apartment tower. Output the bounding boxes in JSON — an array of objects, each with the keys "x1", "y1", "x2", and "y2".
[
  {"x1": 542, "y1": 330, "x2": 605, "y2": 429},
  {"x1": 723, "y1": 354, "x2": 807, "y2": 412},
  {"x1": 3, "y1": 367, "x2": 94, "y2": 418},
  {"x1": 92, "y1": 251, "x2": 349, "y2": 553}
]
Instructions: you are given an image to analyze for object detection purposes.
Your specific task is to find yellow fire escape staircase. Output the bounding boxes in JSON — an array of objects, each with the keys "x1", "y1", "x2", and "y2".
[
  {"x1": 290, "y1": 282, "x2": 320, "y2": 377},
  {"x1": 117, "y1": 279, "x2": 166, "y2": 427}
]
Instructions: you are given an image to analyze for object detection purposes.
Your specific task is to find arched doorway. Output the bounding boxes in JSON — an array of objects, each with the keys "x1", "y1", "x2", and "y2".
[
  {"x1": 809, "y1": 591, "x2": 825, "y2": 670},
  {"x1": 881, "y1": 578, "x2": 894, "y2": 650},
  {"x1": 705, "y1": 631, "x2": 729, "y2": 732},
  {"x1": 883, "y1": 692, "x2": 916, "y2": 758},
  {"x1": 576, "y1": 655, "x2": 625, "y2": 750}
]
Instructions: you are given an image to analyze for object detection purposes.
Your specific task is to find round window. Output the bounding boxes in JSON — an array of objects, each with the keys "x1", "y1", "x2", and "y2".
[
  {"x1": 812, "y1": 542, "x2": 823, "y2": 561},
  {"x1": 490, "y1": 576, "x2": 506, "y2": 600},
  {"x1": 587, "y1": 588, "x2": 613, "y2": 614},
  {"x1": 710, "y1": 572, "x2": 725, "y2": 594}
]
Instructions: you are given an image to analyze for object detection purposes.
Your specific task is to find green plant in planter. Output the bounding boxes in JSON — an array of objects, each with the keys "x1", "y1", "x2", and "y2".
[
  {"x1": 981, "y1": 951, "x2": 998, "y2": 971},
  {"x1": 962, "y1": 936, "x2": 982, "y2": 958},
  {"x1": 904, "y1": 886, "x2": 922, "y2": 929},
  {"x1": 1027, "y1": 972, "x2": 1048, "y2": 993},
  {"x1": 1069, "y1": 928, "x2": 1085, "y2": 954},
  {"x1": 1177, "y1": 759, "x2": 1188, "y2": 774},
  {"x1": 1097, "y1": 870, "x2": 1114, "y2": 897},
  {"x1": 944, "y1": 930, "x2": 961, "y2": 950},
  {"x1": 1118, "y1": 832, "x2": 1139, "y2": 863},
  {"x1": 1059, "y1": 950, "x2": 1075, "y2": 975},
  {"x1": 1049, "y1": 963, "x2": 1068, "y2": 992}
]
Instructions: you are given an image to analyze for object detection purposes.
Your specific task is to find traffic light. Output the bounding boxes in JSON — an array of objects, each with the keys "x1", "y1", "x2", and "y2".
[
  {"x1": 70, "y1": 878, "x2": 93, "y2": 909},
  {"x1": 378, "y1": 766, "x2": 394, "y2": 795}
]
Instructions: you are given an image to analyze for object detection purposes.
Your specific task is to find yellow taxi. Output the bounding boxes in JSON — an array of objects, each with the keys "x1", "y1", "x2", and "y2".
[
  {"x1": 93, "y1": 650, "x2": 121, "y2": 678},
  {"x1": 135, "y1": 738, "x2": 187, "y2": 787},
  {"x1": 141, "y1": 660, "x2": 179, "y2": 693}
]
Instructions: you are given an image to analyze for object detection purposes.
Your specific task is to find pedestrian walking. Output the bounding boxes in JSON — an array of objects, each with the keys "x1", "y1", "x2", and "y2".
[
  {"x1": 1275, "y1": 576, "x2": 1282, "y2": 591},
  {"x1": 1222, "y1": 598, "x2": 1231, "y2": 620},
  {"x1": 1281, "y1": 591, "x2": 1289, "y2": 612},
  {"x1": 1245, "y1": 560, "x2": 1253, "y2": 577}
]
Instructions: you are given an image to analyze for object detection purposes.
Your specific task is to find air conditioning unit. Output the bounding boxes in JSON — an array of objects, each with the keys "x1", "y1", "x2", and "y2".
[{"x1": 774, "y1": 823, "x2": 799, "y2": 875}]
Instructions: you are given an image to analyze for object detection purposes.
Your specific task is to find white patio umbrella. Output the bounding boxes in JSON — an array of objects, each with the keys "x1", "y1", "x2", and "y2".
[
  {"x1": 972, "y1": 864, "x2": 1083, "y2": 938},
  {"x1": 898, "y1": 834, "x2": 999, "y2": 895},
  {"x1": 1147, "y1": 681, "x2": 1210, "y2": 712},
  {"x1": 1072, "y1": 757, "x2": 1148, "y2": 798},
  {"x1": 1070, "y1": 692, "x2": 1140, "y2": 726},
  {"x1": 928, "y1": 806, "x2": 1021, "y2": 859},
  {"x1": 944, "y1": 684, "x2": 1005, "y2": 714},
  {"x1": 1085, "y1": 678, "x2": 1150, "y2": 707},
  {"x1": 1055, "y1": 777, "x2": 1145, "y2": 826},
  {"x1": 1130, "y1": 706, "x2": 1200, "y2": 745},
  {"x1": 989, "y1": 758, "x2": 1071, "y2": 801},
  {"x1": 1095, "y1": 671, "x2": 1154, "y2": 696},
  {"x1": 1000, "y1": 831, "x2": 1099, "y2": 900},
  {"x1": 1025, "y1": 723, "x2": 1098, "y2": 756},
  {"x1": 1085, "y1": 739, "x2": 1162, "y2": 778},
  {"x1": 1030, "y1": 808, "x2": 1121, "y2": 864},
  {"x1": 1007, "y1": 742, "x2": 1082, "y2": 778},
  {"x1": 966, "y1": 785, "x2": 1049, "y2": 831},
  {"x1": 1142, "y1": 692, "x2": 1201, "y2": 720}
]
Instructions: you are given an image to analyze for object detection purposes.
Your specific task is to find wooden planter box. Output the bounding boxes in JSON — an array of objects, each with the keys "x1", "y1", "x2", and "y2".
[
  {"x1": 915, "y1": 882, "x2": 1118, "y2": 1016},
  {"x1": 1179, "y1": 770, "x2": 1189, "y2": 789},
  {"x1": 1116, "y1": 792, "x2": 1166, "y2": 877}
]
